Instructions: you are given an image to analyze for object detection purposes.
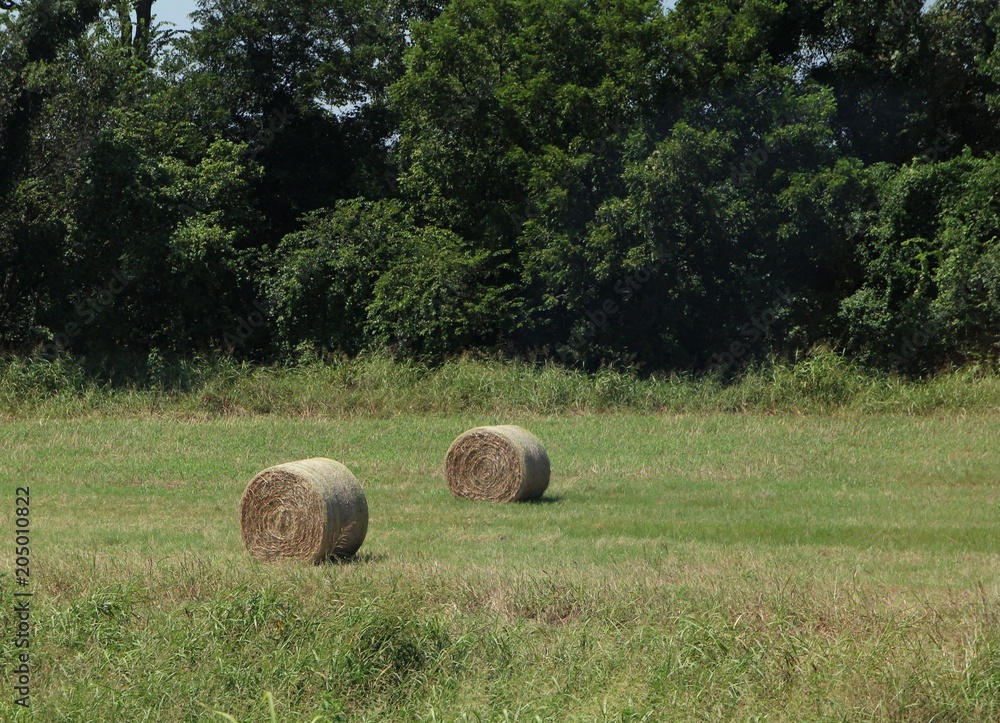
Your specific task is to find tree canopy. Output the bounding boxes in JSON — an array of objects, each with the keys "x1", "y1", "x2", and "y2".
[{"x1": 1, "y1": 0, "x2": 997, "y2": 372}]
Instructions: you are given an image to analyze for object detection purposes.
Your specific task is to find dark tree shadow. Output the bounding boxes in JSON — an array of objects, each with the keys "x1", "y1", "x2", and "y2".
[
  {"x1": 522, "y1": 494, "x2": 564, "y2": 505},
  {"x1": 324, "y1": 551, "x2": 387, "y2": 566}
]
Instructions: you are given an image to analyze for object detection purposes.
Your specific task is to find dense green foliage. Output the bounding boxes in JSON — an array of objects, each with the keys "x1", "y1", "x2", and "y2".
[{"x1": 1, "y1": 0, "x2": 998, "y2": 372}]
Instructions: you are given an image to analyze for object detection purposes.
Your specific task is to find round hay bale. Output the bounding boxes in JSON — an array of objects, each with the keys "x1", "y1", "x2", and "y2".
[
  {"x1": 239, "y1": 458, "x2": 368, "y2": 563},
  {"x1": 445, "y1": 425, "x2": 550, "y2": 502}
]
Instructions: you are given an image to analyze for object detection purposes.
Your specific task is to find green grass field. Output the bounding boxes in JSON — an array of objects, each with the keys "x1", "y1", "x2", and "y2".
[{"x1": 2, "y1": 408, "x2": 999, "y2": 720}]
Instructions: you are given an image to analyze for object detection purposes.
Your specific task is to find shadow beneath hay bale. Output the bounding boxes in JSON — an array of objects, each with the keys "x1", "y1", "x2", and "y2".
[
  {"x1": 323, "y1": 551, "x2": 387, "y2": 566},
  {"x1": 522, "y1": 494, "x2": 564, "y2": 505}
]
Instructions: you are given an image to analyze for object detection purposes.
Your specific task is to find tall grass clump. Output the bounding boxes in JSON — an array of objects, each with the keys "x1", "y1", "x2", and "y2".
[
  {"x1": 2, "y1": 348, "x2": 1000, "y2": 417},
  {"x1": 17, "y1": 553, "x2": 1000, "y2": 721}
]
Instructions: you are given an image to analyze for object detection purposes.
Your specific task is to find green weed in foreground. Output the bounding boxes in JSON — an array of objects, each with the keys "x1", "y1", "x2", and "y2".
[{"x1": 0, "y1": 413, "x2": 998, "y2": 720}]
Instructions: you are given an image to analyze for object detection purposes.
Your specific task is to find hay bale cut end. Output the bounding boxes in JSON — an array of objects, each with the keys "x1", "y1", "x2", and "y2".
[
  {"x1": 239, "y1": 458, "x2": 368, "y2": 563},
  {"x1": 445, "y1": 425, "x2": 550, "y2": 502}
]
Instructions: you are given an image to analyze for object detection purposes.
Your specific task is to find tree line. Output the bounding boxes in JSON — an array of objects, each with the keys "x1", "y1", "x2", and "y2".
[{"x1": 1, "y1": 0, "x2": 998, "y2": 372}]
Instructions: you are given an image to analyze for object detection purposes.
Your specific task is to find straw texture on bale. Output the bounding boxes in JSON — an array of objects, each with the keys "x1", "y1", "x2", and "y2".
[
  {"x1": 239, "y1": 458, "x2": 368, "y2": 563},
  {"x1": 445, "y1": 425, "x2": 550, "y2": 502}
]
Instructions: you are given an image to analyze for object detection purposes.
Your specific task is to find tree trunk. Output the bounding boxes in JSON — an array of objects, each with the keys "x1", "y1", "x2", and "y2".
[{"x1": 133, "y1": 0, "x2": 154, "y2": 54}]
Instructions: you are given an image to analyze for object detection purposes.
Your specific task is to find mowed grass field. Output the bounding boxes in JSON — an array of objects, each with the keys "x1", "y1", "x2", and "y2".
[{"x1": 2, "y1": 412, "x2": 1000, "y2": 721}]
